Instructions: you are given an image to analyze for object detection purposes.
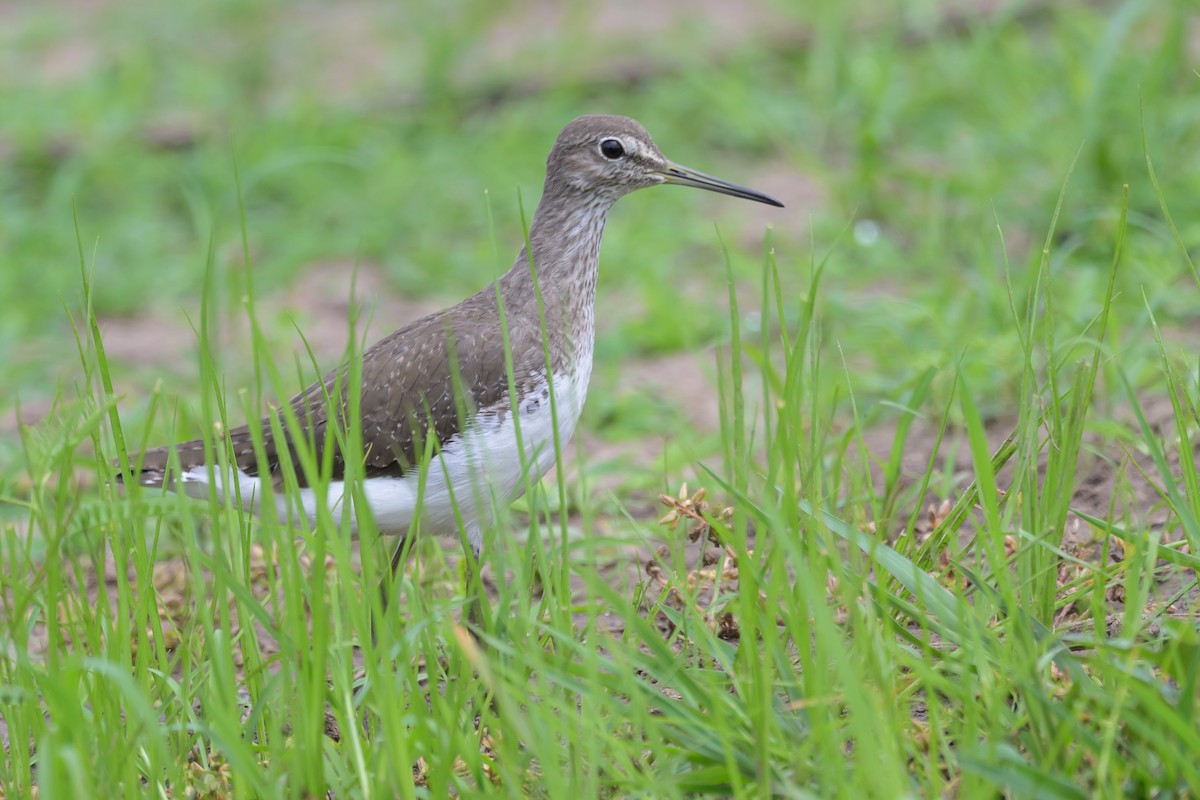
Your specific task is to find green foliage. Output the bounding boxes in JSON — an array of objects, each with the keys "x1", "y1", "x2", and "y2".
[{"x1": 3, "y1": 0, "x2": 1200, "y2": 796}]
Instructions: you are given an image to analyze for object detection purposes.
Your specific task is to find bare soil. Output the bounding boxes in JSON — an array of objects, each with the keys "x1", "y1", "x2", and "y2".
[{"x1": 3, "y1": 0, "x2": 1195, "y2": 773}]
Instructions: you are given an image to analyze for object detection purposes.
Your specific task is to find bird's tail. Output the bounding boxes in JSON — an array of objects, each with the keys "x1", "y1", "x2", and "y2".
[{"x1": 114, "y1": 439, "x2": 210, "y2": 490}]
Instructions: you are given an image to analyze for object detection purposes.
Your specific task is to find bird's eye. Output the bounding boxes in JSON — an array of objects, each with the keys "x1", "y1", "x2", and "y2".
[{"x1": 599, "y1": 138, "x2": 625, "y2": 160}]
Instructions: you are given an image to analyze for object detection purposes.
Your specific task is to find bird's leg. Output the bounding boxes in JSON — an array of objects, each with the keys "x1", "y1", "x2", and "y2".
[
  {"x1": 356, "y1": 534, "x2": 408, "y2": 726},
  {"x1": 379, "y1": 533, "x2": 409, "y2": 610},
  {"x1": 461, "y1": 528, "x2": 488, "y2": 637},
  {"x1": 374, "y1": 529, "x2": 487, "y2": 638},
  {"x1": 369, "y1": 533, "x2": 411, "y2": 652}
]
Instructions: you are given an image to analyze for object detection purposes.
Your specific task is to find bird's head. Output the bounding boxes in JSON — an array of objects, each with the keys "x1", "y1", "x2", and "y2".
[{"x1": 544, "y1": 114, "x2": 783, "y2": 208}]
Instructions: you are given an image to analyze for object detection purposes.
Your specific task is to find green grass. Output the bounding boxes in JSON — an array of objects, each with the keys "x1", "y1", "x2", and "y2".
[{"x1": 3, "y1": 0, "x2": 1200, "y2": 796}]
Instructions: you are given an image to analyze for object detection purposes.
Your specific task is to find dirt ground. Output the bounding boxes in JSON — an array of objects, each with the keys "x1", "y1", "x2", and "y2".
[
  {"x1": 14, "y1": 250, "x2": 1197, "y2": 665},
  {"x1": 5, "y1": 0, "x2": 1199, "y2": 760}
]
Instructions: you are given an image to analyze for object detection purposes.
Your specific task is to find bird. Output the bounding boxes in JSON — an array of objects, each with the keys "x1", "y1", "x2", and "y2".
[{"x1": 118, "y1": 115, "x2": 783, "y2": 627}]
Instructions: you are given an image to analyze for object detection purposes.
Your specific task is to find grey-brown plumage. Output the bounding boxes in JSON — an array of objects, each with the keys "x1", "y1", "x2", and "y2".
[
  {"x1": 121, "y1": 115, "x2": 783, "y2": 561},
  {"x1": 130, "y1": 274, "x2": 557, "y2": 491}
]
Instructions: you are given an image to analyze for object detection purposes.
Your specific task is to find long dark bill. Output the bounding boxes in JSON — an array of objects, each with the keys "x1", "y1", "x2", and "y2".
[{"x1": 658, "y1": 160, "x2": 784, "y2": 208}]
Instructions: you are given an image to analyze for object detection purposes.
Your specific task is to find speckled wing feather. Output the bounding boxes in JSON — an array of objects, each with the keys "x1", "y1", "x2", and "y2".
[{"x1": 125, "y1": 294, "x2": 546, "y2": 490}]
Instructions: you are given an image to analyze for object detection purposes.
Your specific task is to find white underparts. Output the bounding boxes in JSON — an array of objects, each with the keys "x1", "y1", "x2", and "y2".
[{"x1": 178, "y1": 360, "x2": 592, "y2": 553}]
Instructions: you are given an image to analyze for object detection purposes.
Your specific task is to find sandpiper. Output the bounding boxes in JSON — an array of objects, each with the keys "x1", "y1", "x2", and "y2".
[{"x1": 120, "y1": 115, "x2": 782, "y2": 623}]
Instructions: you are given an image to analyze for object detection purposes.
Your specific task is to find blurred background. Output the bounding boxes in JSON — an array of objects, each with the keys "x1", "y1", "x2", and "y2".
[
  {"x1": 1, "y1": 0, "x2": 1197, "y2": 493},
  {"x1": 4, "y1": 4, "x2": 1199, "y2": 793}
]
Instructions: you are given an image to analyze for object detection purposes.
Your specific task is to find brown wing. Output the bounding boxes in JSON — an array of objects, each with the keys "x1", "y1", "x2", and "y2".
[
  {"x1": 124, "y1": 298, "x2": 548, "y2": 489},
  {"x1": 243, "y1": 309, "x2": 524, "y2": 487}
]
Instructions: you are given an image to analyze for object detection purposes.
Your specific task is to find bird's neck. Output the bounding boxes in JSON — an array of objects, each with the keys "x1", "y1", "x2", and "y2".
[{"x1": 496, "y1": 190, "x2": 614, "y2": 373}]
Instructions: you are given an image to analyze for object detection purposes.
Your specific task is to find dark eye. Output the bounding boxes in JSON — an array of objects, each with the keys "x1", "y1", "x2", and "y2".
[{"x1": 599, "y1": 138, "x2": 625, "y2": 160}]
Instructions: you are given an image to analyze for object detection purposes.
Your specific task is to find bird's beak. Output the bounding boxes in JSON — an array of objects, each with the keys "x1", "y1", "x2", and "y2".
[{"x1": 656, "y1": 160, "x2": 784, "y2": 208}]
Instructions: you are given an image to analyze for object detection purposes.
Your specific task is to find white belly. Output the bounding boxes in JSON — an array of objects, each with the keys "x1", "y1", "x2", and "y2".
[{"x1": 182, "y1": 363, "x2": 592, "y2": 551}]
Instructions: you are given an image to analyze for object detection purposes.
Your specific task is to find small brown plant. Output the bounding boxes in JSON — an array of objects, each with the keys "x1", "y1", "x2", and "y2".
[{"x1": 645, "y1": 484, "x2": 746, "y2": 640}]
